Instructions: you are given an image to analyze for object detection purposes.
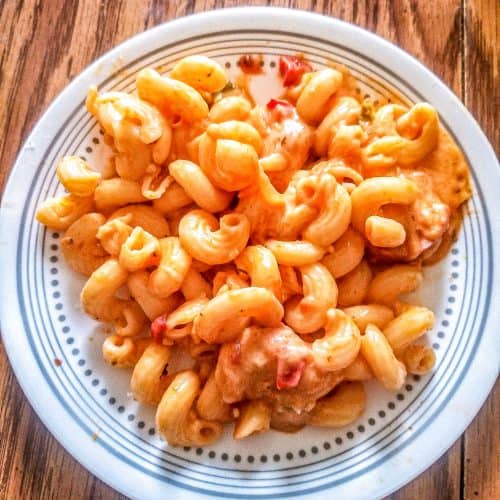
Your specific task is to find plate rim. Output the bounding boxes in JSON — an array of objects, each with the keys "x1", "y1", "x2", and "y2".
[{"x1": 1, "y1": 7, "x2": 499, "y2": 499}]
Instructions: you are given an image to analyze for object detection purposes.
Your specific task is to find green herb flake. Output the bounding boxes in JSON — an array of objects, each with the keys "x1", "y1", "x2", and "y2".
[
  {"x1": 221, "y1": 81, "x2": 236, "y2": 93},
  {"x1": 360, "y1": 100, "x2": 375, "y2": 122}
]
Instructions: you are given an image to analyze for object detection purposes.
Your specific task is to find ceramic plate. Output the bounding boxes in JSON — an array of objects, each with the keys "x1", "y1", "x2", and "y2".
[{"x1": 1, "y1": 7, "x2": 498, "y2": 499}]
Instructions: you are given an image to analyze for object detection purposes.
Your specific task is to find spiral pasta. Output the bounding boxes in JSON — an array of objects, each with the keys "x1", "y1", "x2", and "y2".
[
  {"x1": 179, "y1": 210, "x2": 250, "y2": 265},
  {"x1": 35, "y1": 53, "x2": 470, "y2": 447}
]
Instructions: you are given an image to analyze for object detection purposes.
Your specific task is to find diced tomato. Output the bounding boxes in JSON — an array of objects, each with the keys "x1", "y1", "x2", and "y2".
[
  {"x1": 266, "y1": 98, "x2": 292, "y2": 110},
  {"x1": 151, "y1": 315, "x2": 168, "y2": 343},
  {"x1": 276, "y1": 357, "x2": 306, "y2": 390},
  {"x1": 237, "y1": 54, "x2": 264, "y2": 74},
  {"x1": 279, "y1": 55, "x2": 313, "y2": 86},
  {"x1": 266, "y1": 98, "x2": 294, "y2": 121}
]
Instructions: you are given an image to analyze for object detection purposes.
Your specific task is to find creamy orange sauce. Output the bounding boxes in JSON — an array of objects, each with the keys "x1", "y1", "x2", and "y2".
[
  {"x1": 414, "y1": 128, "x2": 471, "y2": 209},
  {"x1": 216, "y1": 325, "x2": 343, "y2": 420}
]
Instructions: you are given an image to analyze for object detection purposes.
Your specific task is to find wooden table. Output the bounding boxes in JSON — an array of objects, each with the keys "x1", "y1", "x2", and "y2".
[{"x1": 0, "y1": 1, "x2": 497, "y2": 498}]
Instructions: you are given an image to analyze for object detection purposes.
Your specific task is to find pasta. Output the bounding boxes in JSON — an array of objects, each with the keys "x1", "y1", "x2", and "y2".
[
  {"x1": 296, "y1": 68, "x2": 343, "y2": 124},
  {"x1": 321, "y1": 226, "x2": 365, "y2": 278},
  {"x1": 156, "y1": 370, "x2": 223, "y2": 446},
  {"x1": 36, "y1": 194, "x2": 94, "y2": 230},
  {"x1": 343, "y1": 304, "x2": 395, "y2": 332},
  {"x1": 60, "y1": 213, "x2": 108, "y2": 276},
  {"x1": 396, "y1": 344, "x2": 436, "y2": 375},
  {"x1": 168, "y1": 159, "x2": 233, "y2": 212},
  {"x1": 178, "y1": 210, "x2": 250, "y2": 265},
  {"x1": 96, "y1": 216, "x2": 133, "y2": 256},
  {"x1": 235, "y1": 245, "x2": 282, "y2": 299},
  {"x1": 136, "y1": 68, "x2": 209, "y2": 122},
  {"x1": 193, "y1": 287, "x2": 284, "y2": 343},
  {"x1": 285, "y1": 263, "x2": 337, "y2": 334},
  {"x1": 310, "y1": 382, "x2": 366, "y2": 427},
  {"x1": 342, "y1": 354, "x2": 373, "y2": 381},
  {"x1": 311, "y1": 309, "x2": 361, "y2": 371},
  {"x1": 196, "y1": 372, "x2": 234, "y2": 423},
  {"x1": 56, "y1": 156, "x2": 101, "y2": 196},
  {"x1": 366, "y1": 265, "x2": 423, "y2": 304},
  {"x1": 152, "y1": 297, "x2": 209, "y2": 345},
  {"x1": 80, "y1": 258, "x2": 129, "y2": 322},
  {"x1": 86, "y1": 87, "x2": 171, "y2": 181},
  {"x1": 103, "y1": 336, "x2": 150, "y2": 368},
  {"x1": 302, "y1": 175, "x2": 352, "y2": 247},
  {"x1": 152, "y1": 182, "x2": 193, "y2": 214},
  {"x1": 170, "y1": 55, "x2": 228, "y2": 93},
  {"x1": 36, "y1": 53, "x2": 471, "y2": 446},
  {"x1": 108, "y1": 204, "x2": 169, "y2": 238},
  {"x1": 337, "y1": 259, "x2": 373, "y2": 307},
  {"x1": 148, "y1": 237, "x2": 191, "y2": 297},
  {"x1": 119, "y1": 226, "x2": 160, "y2": 272},
  {"x1": 127, "y1": 270, "x2": 182, "y2": 320},
  {"x1": 180, "y1": 268, "x2": 213, "y2": 300},
  {"x1": 383, "y1": 306, "x2": 435, "y2": 350},
  {"x1": 130, "y1": 343, "x2": 173, "y2": 405},
  {"x1": 208, "y1": 96, "x2": 252, "y2": 123},
  {"x1": 362, "y1": 103, "x2": 439, "y2": 169},
  {"x1": 264, "y1": 239, "x2": 326, "y2": 266},
  {"x1": 94, "y1": 178, "x2": 147, "y2": 212},
  {"x1": 233, "y1": 400, "x2": 271, "y2": 439},
  {"x1": 360, "y1": 324, "x2": 407, "y2": 390}
]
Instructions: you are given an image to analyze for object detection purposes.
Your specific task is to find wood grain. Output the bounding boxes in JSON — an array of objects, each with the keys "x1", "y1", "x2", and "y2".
[
  {"x1": 462, "y1": 3, "x2": 499, "y2": 498},
  {"x1": 463, "y1": 382, "x2": 500, "y2": 499},
  {"x1": 0, "y1": 1, "x2": 497, "y2": 499},
  {"x1": 464, "y1": 0, "x2": 498, "y2": 149}
]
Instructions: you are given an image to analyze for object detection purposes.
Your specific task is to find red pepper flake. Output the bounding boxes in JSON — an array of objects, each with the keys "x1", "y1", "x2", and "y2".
[
  {"x1": 54, "y1": 358, "x2": 62, "y2": 367},
  {"x1": 278, "y1": 55, "x2": 313, "y2": 86},
  {"x1": 151, "y1": 315, "x2": 168, "y2": 343},
  {"x1": 276, "y1": 358, "x2": 306, "y2": 390},
  {"x1": 237, "y1": 54, "x2": 264, "y2": 74}
]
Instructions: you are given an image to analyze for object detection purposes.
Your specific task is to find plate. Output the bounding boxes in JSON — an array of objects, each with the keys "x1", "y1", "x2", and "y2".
[{"x1": 1, "y1": 7, "x2": 499, "y2": 499}]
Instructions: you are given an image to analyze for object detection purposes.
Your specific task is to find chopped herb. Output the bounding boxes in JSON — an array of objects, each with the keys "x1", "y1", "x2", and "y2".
[{"x1": 360, "y1": 100, "x2": 375, "y2": 122}]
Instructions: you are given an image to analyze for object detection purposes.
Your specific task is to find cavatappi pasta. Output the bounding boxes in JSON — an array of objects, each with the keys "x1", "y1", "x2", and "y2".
[{"x1": 36, "y1": 53, "x2": 471, "y2": 446}]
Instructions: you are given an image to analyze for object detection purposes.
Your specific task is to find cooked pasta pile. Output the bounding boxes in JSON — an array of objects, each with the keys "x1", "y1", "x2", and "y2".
[{"x1": 36, "y1": 54, "x2": 471, "y2": 446}]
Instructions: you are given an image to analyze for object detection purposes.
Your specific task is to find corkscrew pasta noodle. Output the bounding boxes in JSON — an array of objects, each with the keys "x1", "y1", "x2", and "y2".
[{"x1": 35, "y1": 53, "x2": 471, "y2": 446}]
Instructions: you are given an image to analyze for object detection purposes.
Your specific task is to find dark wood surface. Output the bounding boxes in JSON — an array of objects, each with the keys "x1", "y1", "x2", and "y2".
[{"x1": 0, "y1": 1, "x2": 498, "y2": 498}]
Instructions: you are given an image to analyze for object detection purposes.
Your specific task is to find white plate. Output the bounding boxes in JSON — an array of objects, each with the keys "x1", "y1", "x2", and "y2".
[{"x1": 1, "y1": 7, "x2": 499, "y2": 500}]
